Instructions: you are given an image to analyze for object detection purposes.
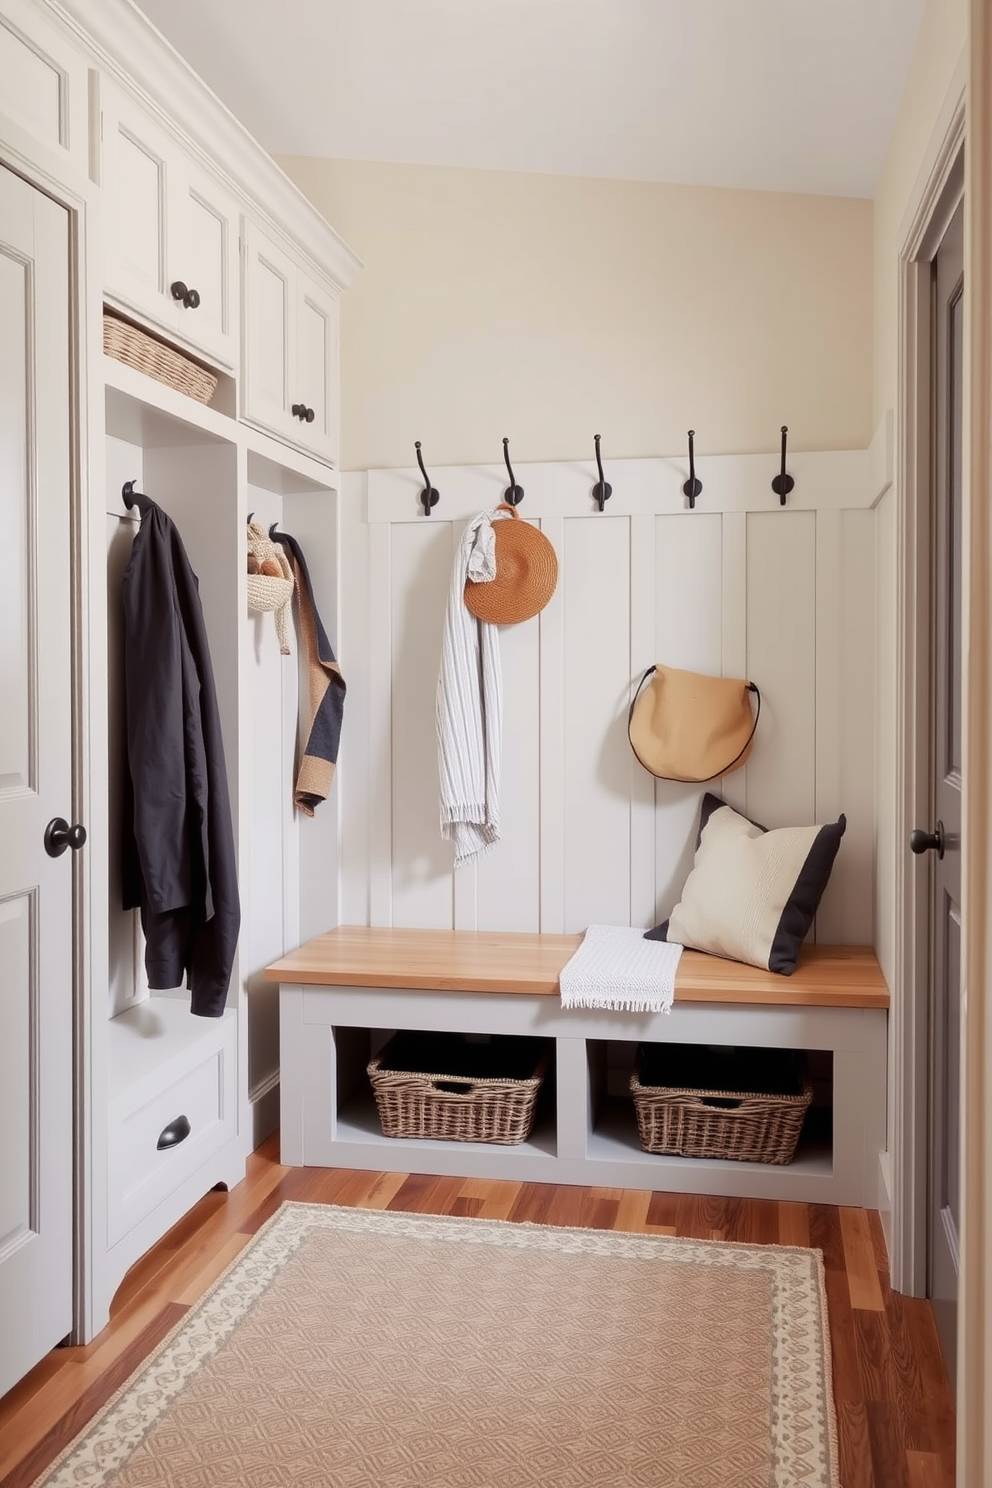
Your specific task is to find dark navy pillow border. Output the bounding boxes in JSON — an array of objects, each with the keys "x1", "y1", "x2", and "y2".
[{"x1": 644, "y1": 792, "x2": 847, "y2": 975}]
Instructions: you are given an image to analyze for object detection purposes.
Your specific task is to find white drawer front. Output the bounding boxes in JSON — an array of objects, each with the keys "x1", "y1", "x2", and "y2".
[{"x1": 108, "y1": 1035, "x2": 236, "y2": 1246}]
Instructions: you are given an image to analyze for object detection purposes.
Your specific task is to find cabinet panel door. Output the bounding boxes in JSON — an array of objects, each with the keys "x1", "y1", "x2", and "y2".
[
  {"x1": 296, "y1": 275, "x2": 339, "y2": 464},
  {"x1": 101, "y1": 88, "x2": 177, "y2": 333},
  {"x1": 242, "y1": 220, "x2": 296, "y2": 441},
  {"x1": 169, "y1": 160, "x2": 240, "y2": 369},
  {"x1": 0, "y1": 0, "x2": 89, "y2": 173}
]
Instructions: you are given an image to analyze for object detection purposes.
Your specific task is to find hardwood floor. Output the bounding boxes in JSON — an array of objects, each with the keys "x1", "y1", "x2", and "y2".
[{"x1": 0, "y1": 1136, "x2": 955, "y2": 1488}]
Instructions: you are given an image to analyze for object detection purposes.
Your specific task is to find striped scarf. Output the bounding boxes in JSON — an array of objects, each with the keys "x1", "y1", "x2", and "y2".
[{"x1": 436, "y1": 511, "x2": 505, "y2": 865}]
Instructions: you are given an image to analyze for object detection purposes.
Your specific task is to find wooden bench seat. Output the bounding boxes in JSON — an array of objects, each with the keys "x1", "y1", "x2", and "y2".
[
  {"x1": 263, "y1": 926, "x2": 889, "y2": 1008},
  {"x1": 265, "y1": 926, "x2": 889, "y2": 1209}
]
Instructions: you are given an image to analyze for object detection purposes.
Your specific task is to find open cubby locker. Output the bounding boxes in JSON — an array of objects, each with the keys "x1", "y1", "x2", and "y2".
[
  {"x1": 332, "y1": 1026, "x2": 559, "y2": 1159},
  {"x1": 583, "y1": 1039, "x2": 833, "y2": 1180}
]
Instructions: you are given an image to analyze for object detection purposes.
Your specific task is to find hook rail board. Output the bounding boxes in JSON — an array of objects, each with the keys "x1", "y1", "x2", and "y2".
[{"x1": 366, "y1": 441, "x2": 890, "y2": 524}]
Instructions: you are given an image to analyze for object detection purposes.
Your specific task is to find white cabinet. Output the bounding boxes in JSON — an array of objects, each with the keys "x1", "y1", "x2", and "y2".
[
  {"x1": 242, "y1": 219, "x2": 339, "y2": 464},
  {"x1": 101, "y1": 83, "x2": 240, "y2": 370},
  {"x1": 0, "y1": 0, "x2": 89, "y2": 174}
]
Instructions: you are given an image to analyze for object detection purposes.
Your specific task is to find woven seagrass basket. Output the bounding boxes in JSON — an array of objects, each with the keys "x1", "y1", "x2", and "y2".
[
  {"x1": 103, "y1": 311, "x2": 219, "y2": 404},
  {"x1": 368, "y1": 1031, "x2": 548, "y2": 1145},
  {"x1": 630, "y1": 1043, "x2": 813, "y2": 1165}
]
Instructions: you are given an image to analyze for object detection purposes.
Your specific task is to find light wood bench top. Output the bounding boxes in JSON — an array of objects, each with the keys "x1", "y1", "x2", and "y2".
[{"x1": 264, "y1": 926, "x2": 890, "y2": 1009}]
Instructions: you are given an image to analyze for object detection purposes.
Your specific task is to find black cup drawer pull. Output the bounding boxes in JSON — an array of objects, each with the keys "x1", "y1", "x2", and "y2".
[{"x1": 157, "y1": 1114, "x2": 192, "y2": 1150}]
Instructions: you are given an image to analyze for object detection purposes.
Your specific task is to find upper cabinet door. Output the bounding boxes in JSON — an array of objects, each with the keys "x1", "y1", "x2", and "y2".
[
  {"x1": 101, "y1": 85, "x2": 239, "y2": 370},
  {"x1": 168, "y1": 157, "x2": 240, "y2": 369},
  {"x1": 0, "y1": 0, "x2": 89, "y2": 175},
  {"x1": 242, "y1": 220, "x2": 339, "y2": 465},
  {"x1": 296, "y1": 276, "x2": 340, "y2": 464},
  {"x1": 242, "y1": 220, "x2": 296, "y2": 440}
]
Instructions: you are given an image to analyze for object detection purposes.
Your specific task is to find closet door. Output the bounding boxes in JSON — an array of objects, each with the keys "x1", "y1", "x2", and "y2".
[{"x1": 0, "y1": 165, "x2": 74, "y2": 1396}]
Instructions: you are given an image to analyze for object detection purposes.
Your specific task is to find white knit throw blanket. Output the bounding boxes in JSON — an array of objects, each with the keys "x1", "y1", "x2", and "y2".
[
  {"x1": 559, "y1": 925, "x2": 683, "y2": 1013},
  {"x1": 436, "y1": 510, "x2": 506, "y2": 865}
]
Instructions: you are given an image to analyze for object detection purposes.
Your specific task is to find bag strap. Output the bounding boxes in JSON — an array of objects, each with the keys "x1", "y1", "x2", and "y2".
[
  {"x1": 627, "y1": 665, "x2": 657, "y2": 727},
  {"x1": 627, "y1": 670, "x2": 761, "y2": 781}
]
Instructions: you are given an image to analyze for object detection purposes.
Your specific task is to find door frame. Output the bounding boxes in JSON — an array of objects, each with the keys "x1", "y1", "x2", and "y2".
[
  {"x1": 891, "y1": 71, "x2": 965, "y2": 1300},
  {"x1": 0, "y1": 116, "x2": 104, "y2": 1346}
]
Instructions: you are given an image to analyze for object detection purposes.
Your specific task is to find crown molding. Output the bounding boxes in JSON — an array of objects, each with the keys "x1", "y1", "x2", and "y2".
[{"x1": 48, "y1": 0, "x2": 363, "y2": 290}]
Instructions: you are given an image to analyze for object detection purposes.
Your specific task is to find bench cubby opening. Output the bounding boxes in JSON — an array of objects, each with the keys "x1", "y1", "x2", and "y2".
[{"x1": 583, "y1": 1039, "x2": 834, "y2": 1178}]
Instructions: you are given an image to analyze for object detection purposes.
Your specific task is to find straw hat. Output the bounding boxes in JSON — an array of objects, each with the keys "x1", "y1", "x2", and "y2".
[
  {"x1": 246, "y1": 520, "x2": 295, "y2": 654},
  {"x1": 464, "y1": 504, "x2": 558, "y2": 625}
]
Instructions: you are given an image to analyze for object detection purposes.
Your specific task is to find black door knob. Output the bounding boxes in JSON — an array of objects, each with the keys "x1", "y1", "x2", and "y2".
[
  {"x1": 170, "y1": 281, "x2": 200, "y2": 309},
  {"x1": 44, "y1": 818, "x2": 87, "y2": 858},
  {"x1": 910, "y1": 821, "x2": 945, "y2": 859}
]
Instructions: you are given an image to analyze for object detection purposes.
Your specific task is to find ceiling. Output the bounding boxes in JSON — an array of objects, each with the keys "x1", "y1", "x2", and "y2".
[{"x1": 131, "y1": 0, "x2": 927, "y2": 198}]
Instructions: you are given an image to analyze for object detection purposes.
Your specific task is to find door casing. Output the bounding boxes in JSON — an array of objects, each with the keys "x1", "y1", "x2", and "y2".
[{"x1": 891, "y1": 83, "x2": 966, "y2": 1299}]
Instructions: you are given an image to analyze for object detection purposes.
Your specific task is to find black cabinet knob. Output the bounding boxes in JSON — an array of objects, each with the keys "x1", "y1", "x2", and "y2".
[
  {"x1": 910, "y1": 822, "x2": 945, "y2": 859},
  {"x1": 170, "y1": 280, "x2": 200, "y2": 309},
  {"x1": 292, "y1": 403, "x2": 315, "y2": 423},
  {"x1": 305, "y1": 406, "x2": 315, "y2": 423},
  {"x1": 44, "y1": 818, "x2": 87, "y2": 858}
]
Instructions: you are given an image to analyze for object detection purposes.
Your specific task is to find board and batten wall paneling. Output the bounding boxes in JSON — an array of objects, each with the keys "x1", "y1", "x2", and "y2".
[
  {"x1": 348, "y1": 444, "x2": 883, "y2": 945},
  {"x1": 650, "y1": 512, "x2": 723, "y2": 925},
  {"x1": 563, "y1": 516, "x2": 633, "y2": 933},
  {"x1": 388, "y1": 519, "x2": 453, "y2": 928}
]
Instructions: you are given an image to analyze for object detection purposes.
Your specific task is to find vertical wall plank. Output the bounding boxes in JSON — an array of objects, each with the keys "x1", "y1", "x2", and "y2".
[
  {"x1": 652, "y1": 513, "x2": 723, "y2": 920},
  {"x1": 629, "y1": 514, "x2": 657, "y2": 928},
  {"x1": 563, "y1": 517, "x2": 632, "y2": 932},
  {"x1": 367, "y1": 521, "x2": 394, "y2": 925},
  {"x1": 539, "y1": 517, "x2": 566, "y2": 932},
  {"x1": 340, "y1": 474, "x2": 372, "y2": 926},
  {"x1": 720, "y1": 510, "x2": 749, "y2": 816},
  {"x1": 476, "y1": 558, "x2": 541, "y2": 932},
  {"x1": 817, "y1": 509, "x2": 876, "y2": 942},
  {"x1": 390, "y1": 521, "x2": 455, "y2": 928},
  {"x1": 745, "y1": 511, "x2": 817, "y2": 828}
]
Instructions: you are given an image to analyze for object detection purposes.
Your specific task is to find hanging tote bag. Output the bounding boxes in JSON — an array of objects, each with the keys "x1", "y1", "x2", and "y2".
[{"x1": 627, "y1": 664, "x2": 761, "y2": 782}]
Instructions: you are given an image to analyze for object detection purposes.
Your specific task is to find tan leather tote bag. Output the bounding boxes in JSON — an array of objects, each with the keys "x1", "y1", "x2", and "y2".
[{"x1": 627, "y1": 664, "x2": 760, "y2": 782}]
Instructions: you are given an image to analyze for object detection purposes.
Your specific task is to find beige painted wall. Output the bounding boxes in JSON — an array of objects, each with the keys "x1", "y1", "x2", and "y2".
[
  {"x1": 280, "y1": 156, "x2": 873, "y2": 472},
  {"x1": 872, "y1": 0, "x2": 967, "y2": 1000}
]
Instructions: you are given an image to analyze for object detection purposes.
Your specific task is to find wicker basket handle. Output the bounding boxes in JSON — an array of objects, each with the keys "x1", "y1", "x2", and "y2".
[
  {"x1": 699, "y1": 1096, "x2": 743, "y2": 1110},
  {"x1": 434, "y1": 1079, "x2": 476, "y2": 1095}
]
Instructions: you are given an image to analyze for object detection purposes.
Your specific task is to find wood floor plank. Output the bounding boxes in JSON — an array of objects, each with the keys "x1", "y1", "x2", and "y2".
[
  {"x1": 906, "y1": 1451, "x2": 950, "y2": 1488},
  {"x1": 836, "y1": 1399, "x2": 877, "y2": 1488},
  {"x1": 613, "y1": 1190, "x2": 652, "y2": 1233},
  {"x1": 0, "y1": 1140, "x2": 955, "y2": 1488},
  {"x1": 778, "y1": 1200, "x2": 811, "y2": 1248},
  {"x1": 841, "y1": 1208, "x2": 886, "y2": 1311}
]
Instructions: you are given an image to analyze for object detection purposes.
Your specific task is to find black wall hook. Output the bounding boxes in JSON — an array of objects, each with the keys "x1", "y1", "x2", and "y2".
[
  {"x1": 415, "y1": 441, "x2": 439, "y2": 515},
  {"x1": 122, "y1": 479, "x2": 138, "y2": 509},
  {"x1": 771, "y1": 425, "x2": 795, "y2": 504},
  {"x1": 502, "y1": 438, "x2": 524, "y2": 505},
  {"x1": 683, "y1": 430, "x2": 702, "y2": 509},
  {"x1": 592, "y1": 434, "x2": 612, "y2": 512}
]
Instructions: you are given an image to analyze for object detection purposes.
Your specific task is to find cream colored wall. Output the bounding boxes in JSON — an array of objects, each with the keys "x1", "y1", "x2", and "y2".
[
  {"x1": 279, "y1": 157, "x2": 873, "y2": 473},
  {"x1": 872, "y1": 0, "x2": 967, "y2": 997}
]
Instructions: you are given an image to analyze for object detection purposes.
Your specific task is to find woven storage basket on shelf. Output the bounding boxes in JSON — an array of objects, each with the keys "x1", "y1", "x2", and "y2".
[
  {"x1": 368, "y1": 1031, "x2": 548, "y2": 1145},
  {"x1": 103, "y1": 311, "x2": 219, "y2": 405},
  {"x1": 630, "y1": 1043, "x2": 813, "y2": 1165}
]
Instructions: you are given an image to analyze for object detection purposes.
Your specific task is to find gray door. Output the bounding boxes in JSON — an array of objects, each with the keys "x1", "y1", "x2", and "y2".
[{"x1": 919, "y1": 195, "x2": 964, "y2": 1385}]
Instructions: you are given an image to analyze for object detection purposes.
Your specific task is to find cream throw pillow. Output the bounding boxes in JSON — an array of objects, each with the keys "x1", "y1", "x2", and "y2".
[{"x1": 645, "y1": 793, "x2": 846, "y2": 974}]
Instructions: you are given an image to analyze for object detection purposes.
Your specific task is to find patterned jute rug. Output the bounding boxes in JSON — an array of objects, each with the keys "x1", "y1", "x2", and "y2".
[{"x1": 35, "y1": 1201, "x2": 841, "y2": 1488}]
